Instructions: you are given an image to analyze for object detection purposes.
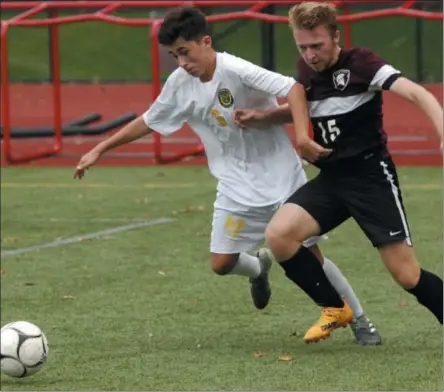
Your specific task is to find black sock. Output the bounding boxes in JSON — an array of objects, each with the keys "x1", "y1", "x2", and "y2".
[
  {"x1": 278, "y1": 246, "x2": 344, "y2": 308},
  {"x1": 406, "y1": 269, "x2": 443, "y2": 324}
]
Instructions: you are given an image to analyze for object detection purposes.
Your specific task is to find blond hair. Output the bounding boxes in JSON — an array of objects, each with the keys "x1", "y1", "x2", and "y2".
[{"x1": 289, "y1": 2, "x2": 338, "y2": 35}]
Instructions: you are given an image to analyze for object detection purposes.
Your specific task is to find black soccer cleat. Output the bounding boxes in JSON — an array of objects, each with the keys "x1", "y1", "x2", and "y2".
[
  {"x1": 350, "y1": 315, "x2": 382, "y2": 345},
  {"x1": 249, "y1": 248, "x2": 273, "y2": 310}
]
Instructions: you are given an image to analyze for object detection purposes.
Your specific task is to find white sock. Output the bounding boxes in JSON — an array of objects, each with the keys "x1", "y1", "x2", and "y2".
[
  {"x1": 230, "y1": 252, "x2": 261, "y2": 278},
  {"x1": 323, "y1": 258, "x2": 364, "y2": 318}
]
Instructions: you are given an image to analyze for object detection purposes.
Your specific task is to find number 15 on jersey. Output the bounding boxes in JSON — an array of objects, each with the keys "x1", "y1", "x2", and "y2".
[{"x1": 318, "y1": 119, "x2": 341, "y2": 144}]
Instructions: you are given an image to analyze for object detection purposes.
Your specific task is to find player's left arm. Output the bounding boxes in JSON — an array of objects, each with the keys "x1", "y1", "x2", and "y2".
[
  {"x1": 228, "y1": 55, "x2": 300, "y2": 126},
  {"x1": 227, "y1": 54, "x2": 297, "y2": 98},
  {"x1": 228, "y1": 54, "x2": 330, "y2": 160},
  {"x1": 357, "y1": 48, "x2": 443, "y2": 143},
  {"x1": 230, "y1": 55, "x2": 330, "y2": 159},
  {"x1": 389, "y1": 77, "x2": 443, "y2": 142}
]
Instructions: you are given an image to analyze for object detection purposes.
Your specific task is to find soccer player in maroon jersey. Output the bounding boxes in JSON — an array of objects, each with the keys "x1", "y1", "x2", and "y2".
[{"x1": 234, "y1": 2, "x2": 443, "y2": 343}]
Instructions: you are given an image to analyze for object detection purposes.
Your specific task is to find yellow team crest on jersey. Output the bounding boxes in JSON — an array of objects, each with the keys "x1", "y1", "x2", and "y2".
[
  {"x1": 217, "y1": 88, "x2": 234, "y2": 108},
  {"x1": 224, "y1": 215, "x2": 246, "y2": 239},
  {"x1": 211, "y1": 108, "x2": 228, "y2": 127}
]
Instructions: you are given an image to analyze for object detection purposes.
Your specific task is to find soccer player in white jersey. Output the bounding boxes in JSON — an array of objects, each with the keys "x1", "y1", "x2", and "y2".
[{"x1": 74, "y1": 6, "x2": 381, "y2": 345}]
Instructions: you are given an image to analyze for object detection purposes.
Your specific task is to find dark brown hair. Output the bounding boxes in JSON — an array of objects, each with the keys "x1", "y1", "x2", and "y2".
[{"x1": 158, "y1": 6, "x2": 210, "y2": 46}]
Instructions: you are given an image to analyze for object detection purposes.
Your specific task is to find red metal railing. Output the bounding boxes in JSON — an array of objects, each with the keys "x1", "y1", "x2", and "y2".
[{"x1": 1, "y1": 1, "x2": 442, "y2": 164}]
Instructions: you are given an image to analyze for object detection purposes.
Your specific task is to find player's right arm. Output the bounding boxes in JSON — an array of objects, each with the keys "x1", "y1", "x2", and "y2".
[
  {"x1": 74, "y1": 71, "x2": 189, "y2": 179},
  {"x1": 286, "y1": 83, "x2": 332, "y2": 162},
  {"x1": 73, "y1": 117, "x2": 152, "y2": 179}
]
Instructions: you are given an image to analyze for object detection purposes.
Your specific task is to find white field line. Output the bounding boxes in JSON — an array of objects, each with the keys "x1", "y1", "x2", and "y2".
[{"x1": 1, "y1": 218, "x2": 175, "y2": 258}]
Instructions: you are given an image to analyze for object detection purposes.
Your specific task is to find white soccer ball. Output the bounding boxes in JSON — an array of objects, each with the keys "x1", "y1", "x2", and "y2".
[{"x1": 1, "y1": 321, "x2": 48, "y2": 378}]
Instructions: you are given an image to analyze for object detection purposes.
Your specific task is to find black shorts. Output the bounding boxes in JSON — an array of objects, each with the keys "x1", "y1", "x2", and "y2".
[{"x1": 286, "y1": 151, "x2": 412, "y2": 248}]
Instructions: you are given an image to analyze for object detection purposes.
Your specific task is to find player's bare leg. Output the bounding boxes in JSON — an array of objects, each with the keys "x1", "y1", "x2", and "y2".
[
  {"x1": 379, "y1": 241, "x2": 443, "y2": 324},
  {"x1": 265, "y1": 204, "x2": 316, "y2": 261},
  {"x1": 265, "y1": 204, "x2": 353, "y2": 343},
  {"x1": 211, "y1": 252, "x2": 272, "y2": 310}
]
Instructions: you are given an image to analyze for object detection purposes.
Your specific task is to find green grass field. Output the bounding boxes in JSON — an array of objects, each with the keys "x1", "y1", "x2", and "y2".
[
  {"x1": 2, "y1": 7, "x2": 443, "y2": 82},
  {"x1": 1, "y1": 166, "x2": 442, "y2": 391}
]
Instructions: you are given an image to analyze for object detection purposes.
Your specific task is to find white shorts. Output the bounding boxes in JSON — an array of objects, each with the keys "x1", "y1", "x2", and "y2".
[{"x1": 210, "y1": 192, "x2": 326, "y2": 254}]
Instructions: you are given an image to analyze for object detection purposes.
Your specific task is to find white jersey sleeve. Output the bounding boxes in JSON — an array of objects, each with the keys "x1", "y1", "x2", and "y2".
[
  {"x1": 222, "y1": 53, "x2": 297, "y2": 97},
  {"x1": 142, "y1": 70, "x2": 190, "y2": 135}
]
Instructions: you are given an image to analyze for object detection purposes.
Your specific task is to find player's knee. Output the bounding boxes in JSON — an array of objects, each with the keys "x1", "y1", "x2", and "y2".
[
  {"x1": 211, "y1": 253, "x2": 239, "y2": 275},
  {"x1": 265, "y1": 223, "x2": 289, "y2": 252},
  {"x1": 265, "y1": 206, "x2": 307, "y2": 257},
  {"x1": 265, "y1": 222, "x2": 303, "y2": 261},
  {"x1": 391, "y1": 259, "x2": 421, "y2": 289},
  {"x1": 212, "y1": 260, "x2": 230, "y2": 275},
  {"x1": 379, "y1": 241, "x2": 421, "y2": 289},
  {"x1": 395, "y1": 267, "x2": 421, "y2": 289}
]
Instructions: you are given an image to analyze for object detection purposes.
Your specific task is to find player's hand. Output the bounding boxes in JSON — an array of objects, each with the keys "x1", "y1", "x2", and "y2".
[
  {"x1": 73, "y1": 149, "x2": 102, "y2": 179},
  {"x1": 233, "y1": 109, "x2": 265, "y2": 129},
  {"x1": 296, "y1": 136, "x2": 333, "y2": 162}
]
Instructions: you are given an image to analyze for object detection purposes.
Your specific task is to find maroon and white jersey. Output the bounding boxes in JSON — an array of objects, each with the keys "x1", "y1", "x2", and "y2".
[{"x1": 297, "y1": 47, "x2": 401, "y2": 167}]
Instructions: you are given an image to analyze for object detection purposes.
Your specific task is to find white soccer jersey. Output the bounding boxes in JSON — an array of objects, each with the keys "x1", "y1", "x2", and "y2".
[{"x1": 143, "y1": 52, "x2": 304, "y2": 207}]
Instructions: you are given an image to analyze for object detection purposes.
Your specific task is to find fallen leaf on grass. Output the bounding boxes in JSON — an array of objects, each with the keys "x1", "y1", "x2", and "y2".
[
  {"x1": 158, "y1": 271, "x2": 166, "y2": 276},
  {"x1": 278, "y1": 355, "x2": 292, "y2": 362},
  {"x1": 254, "y1": 352, "x2": 264, "y2": 358},
  {"x1": 2, "y1": 237, "x2": 20, "y2": 244},
  {"x1": 175, "y1": 205, "x2": 207, "y2": 214},
  {"x1": 134, "y1": 198, "x2": 151, "y2": 205},
  {"x1": 399, "y1": 301, "x2": 409, "y2": 307}
]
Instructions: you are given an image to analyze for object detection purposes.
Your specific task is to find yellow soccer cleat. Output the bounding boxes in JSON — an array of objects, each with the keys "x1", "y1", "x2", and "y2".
[{"x1": 304, "y1": 299, "x2": 353, "y2": 343}]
